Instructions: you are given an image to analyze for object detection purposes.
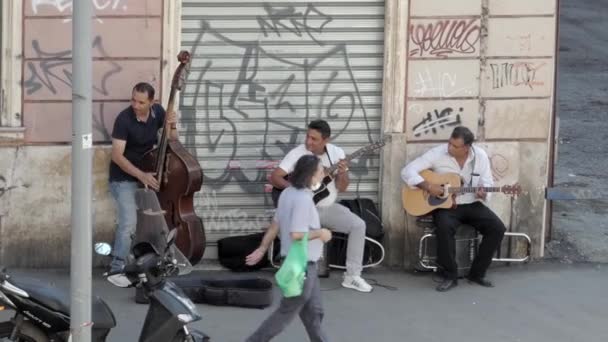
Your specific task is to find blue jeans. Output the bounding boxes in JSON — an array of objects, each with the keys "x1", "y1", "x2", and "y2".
[{"x1": 109, "y1": 181, "x2": 138, "y2": 272}]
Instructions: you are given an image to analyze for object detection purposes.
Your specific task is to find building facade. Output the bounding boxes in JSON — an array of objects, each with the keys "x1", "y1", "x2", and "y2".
[{"x1": 0, "y1": 0, "x2": 558, "y2": 267}]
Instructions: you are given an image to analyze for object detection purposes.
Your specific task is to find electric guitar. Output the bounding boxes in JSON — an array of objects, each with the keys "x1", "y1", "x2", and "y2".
[
  {"x1": 401, "y1": 169, "x2": 521, "y2": 216},
  {"x1": 271, "y1": 137, "x2": 389, "y2": 206}
]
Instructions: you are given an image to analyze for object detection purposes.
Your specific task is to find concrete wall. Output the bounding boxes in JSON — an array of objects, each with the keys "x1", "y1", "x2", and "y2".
[
  {"x1": 382, "y1": 0, "x2": 557, "y2": 268},
  {"x1": 0, "y1": 0, "x2": 165, "y2": 267}
]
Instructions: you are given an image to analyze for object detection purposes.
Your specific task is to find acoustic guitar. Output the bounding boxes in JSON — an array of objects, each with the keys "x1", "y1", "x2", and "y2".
[
  {"x1": 401, "y1": 169, "x2": 521, "y2": 216},
  {"x1": 271, "y1": 137, "x2": 388, "y2": 206}
]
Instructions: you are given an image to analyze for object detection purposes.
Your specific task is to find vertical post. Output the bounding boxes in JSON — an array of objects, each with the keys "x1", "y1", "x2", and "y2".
[{"x1": 71, "y1": 0, "x2": 93, "y2": 341}]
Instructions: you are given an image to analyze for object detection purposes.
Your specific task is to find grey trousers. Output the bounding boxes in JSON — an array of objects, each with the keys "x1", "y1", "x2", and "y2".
[
  {"x1": 317, "y1": 203, "x2": 366, "y2": 277},
  {"x1": 246, "y1": 263, "x2": 328, "y2": 342}
]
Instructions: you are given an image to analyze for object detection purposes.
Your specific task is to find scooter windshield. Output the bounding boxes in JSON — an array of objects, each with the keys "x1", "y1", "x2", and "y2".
[{"x1": 169, "y1": 244, "x2": 193, "y2": 276}]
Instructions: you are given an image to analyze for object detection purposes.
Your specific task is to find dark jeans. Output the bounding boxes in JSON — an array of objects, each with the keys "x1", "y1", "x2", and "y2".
[
  {"x1": 432, "y1": 202, "x2": 506, "y2": 280},
  {"x1": 246, "y1": 263, "x2": 328, "y2": 342}
]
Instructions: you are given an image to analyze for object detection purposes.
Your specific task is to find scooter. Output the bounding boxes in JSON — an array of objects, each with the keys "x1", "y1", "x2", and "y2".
[{"x1": 0, "y1": 229, "x2": 210, "y2": 341}]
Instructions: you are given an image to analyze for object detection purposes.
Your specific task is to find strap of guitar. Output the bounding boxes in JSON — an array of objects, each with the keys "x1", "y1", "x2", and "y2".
[
  {"x1": 325, "y1": 146, "x2": 333, "y2": 168},
  {"x1": 469, "y1": 146, "x2": 477, "y2": 187}
]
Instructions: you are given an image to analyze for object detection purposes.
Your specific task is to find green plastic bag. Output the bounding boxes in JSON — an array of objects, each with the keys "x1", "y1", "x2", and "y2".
[{"x1": 275, "y1": 233, "x2": 308, "y2": 298}]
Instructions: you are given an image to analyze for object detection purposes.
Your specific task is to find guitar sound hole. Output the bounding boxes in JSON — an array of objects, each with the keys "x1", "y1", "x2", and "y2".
[{"x1": 427, "y1": 196, "x2": 447, "y2": 206}]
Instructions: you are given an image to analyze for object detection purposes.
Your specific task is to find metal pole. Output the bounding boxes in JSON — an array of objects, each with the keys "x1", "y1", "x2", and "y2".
[{"x1": 71, "y1": 0, "x2": 93, "y2": 341}]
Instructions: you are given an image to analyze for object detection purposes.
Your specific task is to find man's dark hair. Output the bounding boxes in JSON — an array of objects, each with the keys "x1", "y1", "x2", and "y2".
[
  {"x1": 308, "y1": 120, "x2": 331, "y2": 139},
  {"x1": 133, "y1": 82, "x2": 155, "y2": 100},
  {"x1": 290, "y1": 155, "x2": 321, "y2": 189},
  {"x1": 450, "y1": 126, "x2": 475, "y2": 146}
]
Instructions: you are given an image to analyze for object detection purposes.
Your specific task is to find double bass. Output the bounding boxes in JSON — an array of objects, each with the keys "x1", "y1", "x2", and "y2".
[{"x1": 142, "y1": 51, "x2": 206, "y2": 264}]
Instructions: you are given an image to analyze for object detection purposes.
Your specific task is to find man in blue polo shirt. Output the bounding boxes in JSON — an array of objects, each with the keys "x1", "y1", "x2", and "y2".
[{"x1": 107, "y1": 82, "x2": 178, "y2": 274}]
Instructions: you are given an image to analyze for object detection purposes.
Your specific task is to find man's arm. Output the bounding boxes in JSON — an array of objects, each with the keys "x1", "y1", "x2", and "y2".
[
  {"x1": 269, "y1": 168, "x2": 290, "y2": 189},
  {"x1": 334, "y1": 160, "x2": 349, "y2": 192},
  {"x1": 270, "y1": 147, "x2": 301, "y2": 189},
  {"x1": 166, "y1": 110, "x2": 179, "y2": 140},
  {"x1": 333, "y1": 147, "x2": 349, "y2": 192},
  {"x1": 111, "y1": 139, "x2": 159, "y2": 190},
  {"x1": 245, "y1": 220, "x2": 279, "y2": 265},
  {"x1": 476, "y1": 148, "x2": 494, "y2": 200},
  {"x1": 401, "y1": 148, "x2": 443, "y2": 196}
]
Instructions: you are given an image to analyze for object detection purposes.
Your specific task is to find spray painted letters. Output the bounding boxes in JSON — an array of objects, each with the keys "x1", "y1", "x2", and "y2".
[{"x1": 410, "y1": 19, "x2": 481, "y2": 58}]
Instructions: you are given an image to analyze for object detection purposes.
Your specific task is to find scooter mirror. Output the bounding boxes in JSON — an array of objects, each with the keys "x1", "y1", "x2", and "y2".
[
  {"x1": 94, "y1": 242, "x2": 112, "y2": 256},
  {"x1": 166, "y1": 229, "x2": 177, "y2": 245}
]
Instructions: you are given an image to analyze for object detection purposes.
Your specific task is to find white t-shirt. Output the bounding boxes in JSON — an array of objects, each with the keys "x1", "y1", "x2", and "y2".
[{"x1": 278, "y1": 143, "x2": 346, "y2": 207}]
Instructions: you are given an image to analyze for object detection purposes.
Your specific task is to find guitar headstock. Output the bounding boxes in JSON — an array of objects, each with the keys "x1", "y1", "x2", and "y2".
[
  {"x1": 501, "y1": 184, "x2": 522, "y2": 196},
  {"x1": 356, "y1": 136, "x2": 389, "y2": 156},
  {"x1": 171, "y1": 51, "x2": 191, "y2": 91}
]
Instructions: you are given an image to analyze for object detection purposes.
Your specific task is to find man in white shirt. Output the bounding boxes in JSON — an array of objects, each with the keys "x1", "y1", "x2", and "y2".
[
  {"x1": 401, "y1": 126, "x2": 506, "y2": 292},
  {"x1": 246, "y1": 120, "x2": 373, "y2": 293}
]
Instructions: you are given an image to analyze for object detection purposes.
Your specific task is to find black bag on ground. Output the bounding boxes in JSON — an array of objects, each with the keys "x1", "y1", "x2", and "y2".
[
  {"x1": 217, "y1": 233, "x2": 280, "y2": 271},
  {"x1": 137, "y1": 271, "x2": 274, "y2": 309},
  {"x1": 327, "y1": 198, "x2": 384, "y2": 266},
  {"x1": 173, "y1": 275, "x2": 273, "y2": 309}
]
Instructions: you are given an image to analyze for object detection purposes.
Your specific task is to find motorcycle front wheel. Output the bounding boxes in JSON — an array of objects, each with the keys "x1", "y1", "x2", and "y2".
[{"x1": 0, "y1": 321, "x2": 50, "y2": 342}]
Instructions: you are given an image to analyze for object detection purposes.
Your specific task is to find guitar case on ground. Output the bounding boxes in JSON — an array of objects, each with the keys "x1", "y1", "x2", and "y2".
[{"x1": 136, "y1": 271, "x2": 274, "y2": 309}]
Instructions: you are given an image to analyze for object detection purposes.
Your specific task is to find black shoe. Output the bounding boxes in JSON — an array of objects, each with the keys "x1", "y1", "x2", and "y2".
[
  {"x1": 436, "y1": 279, "x2": 458, "y2": 292},
  {"x1": 466, "y1": 276, "x2": 494, "y2": 288},
  {"x1": 135, "y1": 286, "x2": 150, "y2": 304}
]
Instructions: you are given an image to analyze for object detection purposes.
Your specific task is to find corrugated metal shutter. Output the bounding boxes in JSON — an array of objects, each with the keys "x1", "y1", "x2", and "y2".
[{"x1": 179, "y1": 0, "x2": 385, "y2": 258}]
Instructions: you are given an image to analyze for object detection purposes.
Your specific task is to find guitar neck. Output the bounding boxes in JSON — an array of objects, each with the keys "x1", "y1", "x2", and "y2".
[
  {"x1": 449, "y1": 186, "x2": 501, "y2": 193},
  {"x1": 326, "y1": 142, "x2": 383, "y2": 173},
  {"x1": 327, "y1": 153, "x2": 357, "y2": 174},
  {"x1": 155, "y1": 90, "x2": 178, "y2": 180}
]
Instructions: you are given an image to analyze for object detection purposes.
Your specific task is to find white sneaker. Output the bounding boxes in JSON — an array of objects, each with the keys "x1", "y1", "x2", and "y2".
[
  {"x1": 106, "y1": 274, "x2": 132, "y2": 288},
  {"x1": 342, "y1": 275, "x2": 373, "y2": 293}
]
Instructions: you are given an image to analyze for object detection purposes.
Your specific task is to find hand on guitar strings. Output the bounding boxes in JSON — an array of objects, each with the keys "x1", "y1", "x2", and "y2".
[
  {"x1": 336, "y1": 159, "x2": 350, "y2": 175},
  {"x1": 476, "y1": 187, "x2": 487, "y2": 200},
  {"x1": 426, "y1": 183, "x2": 444, "y2": 197}
]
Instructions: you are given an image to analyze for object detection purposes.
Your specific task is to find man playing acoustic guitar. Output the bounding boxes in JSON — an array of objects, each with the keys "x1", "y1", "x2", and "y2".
[
  {"x1": 246, "y1": 120, "x2": 373, "y2": 293},
  {"x1": 401, "y1": 126, "x2": 506, "y2": 292}
]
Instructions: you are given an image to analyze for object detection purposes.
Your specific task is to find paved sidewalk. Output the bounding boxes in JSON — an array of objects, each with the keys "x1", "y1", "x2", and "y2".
[{"x1": 1, "y1": 262, "x2": 606, "y2": 342}]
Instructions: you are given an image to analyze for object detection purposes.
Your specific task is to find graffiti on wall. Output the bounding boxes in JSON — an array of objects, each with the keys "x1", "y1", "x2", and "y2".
[
  {"x1": 0, "y1": 176, "x2": 17, "y2": 199},
  {"x1": 183, "y1": 3, "x2": 377, "y2": 195},
  {"x1": 412, "y1": 107, "x2": 463, "y2": 137},
  {"x1": 412, "y1": 68, "x2": 476, "y2": 98},
  {"x1": 409, "y1": 19, "x2": 481, "y2": 58},
  {"x1": 31, "y1": 0, "x2": 128, "y2": 14},
  {"x1": 201, "y1": 190, "x2": 275, "y2": 232},
  {"x1": 490, "y1": 62, "x2": 546, "y2": 90},
  {"x1": 0, "y1": 175, "x2": 28, "y2": 200},
  {"x1": 24, "y1": 36, "x2": 122, "y2": 96},
  {"x1": 93, "y1": 103, "x2": 113, "y2": 141},
  {"x1": 257, "y1": 3, "x2": 333, "y2": 45}
]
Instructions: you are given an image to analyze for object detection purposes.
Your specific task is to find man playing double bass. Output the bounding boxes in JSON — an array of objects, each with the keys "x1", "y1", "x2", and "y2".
[{"x1": 107, "y1": 82, "x2": 178, "y2": 274}]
